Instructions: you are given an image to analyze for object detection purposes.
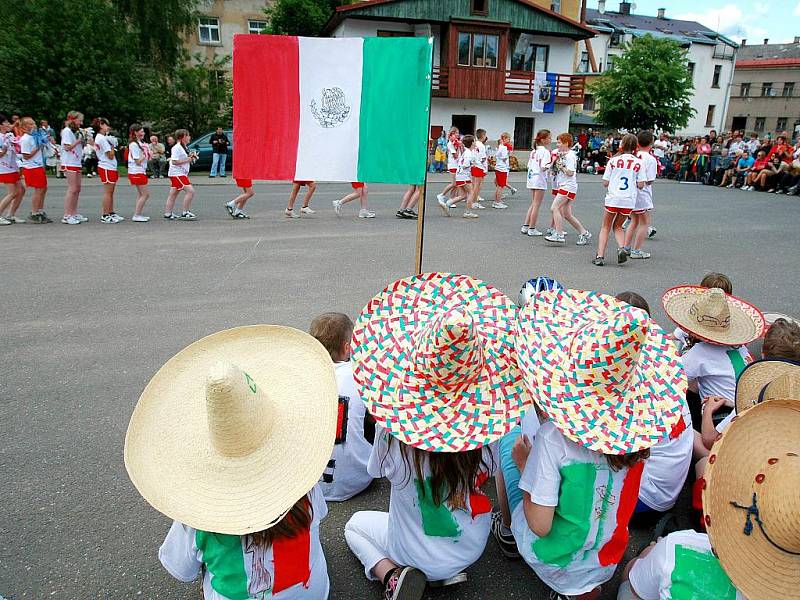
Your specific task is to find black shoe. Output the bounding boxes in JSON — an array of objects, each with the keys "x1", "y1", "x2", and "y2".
[
  {"x1": 396, "y1": 210, "x2": 407, "y2": 219},
  {"x1": 617, "y1": 247, "x2": 629, "y2": 264},
  {"x1": 491, "y1": 511, "x2": 521, "y2": 560},
  {"x1": 404, "y1": 209, "x2": 418, "y2": 218},
  {"x1": 592, "y1": 256, "x2": 604, "y2": 266},
  {"x1": 30, "y1": 212, "x2": 51, "y2": 224}
]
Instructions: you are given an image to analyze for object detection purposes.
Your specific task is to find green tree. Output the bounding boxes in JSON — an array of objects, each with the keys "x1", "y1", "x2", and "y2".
[
  {"x1": 589, "y1": 35, "x2": 695, "y2": 132},
  {"x1": 265, "y1": 0, "x2": 336, "y2": 36}
]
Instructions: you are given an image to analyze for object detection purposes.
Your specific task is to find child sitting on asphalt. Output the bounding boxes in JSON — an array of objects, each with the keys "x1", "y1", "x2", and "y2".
[
  {"x1": 310, "y1": 312, "x2": 375, "y2": 502},
  {"x1": 124, "y1": 325, "x2": 340, "y2": 599}
]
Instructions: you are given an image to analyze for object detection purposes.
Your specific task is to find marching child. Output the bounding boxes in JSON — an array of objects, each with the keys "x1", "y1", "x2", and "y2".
[
  {"x1": 470, "y1": 129, "x2": 488, "y2": 210},
  {"x1": 310, "y1": 313, "x2": 375, "y2": 501},
  {"x1": 93, "y1": 118, "x2": 122, "y2": 223},
  {"x1": 333, "y1": 183, "x2": 375, "y2": 219},
  {"x1": 127, "y1": 123, "x2": 151, "y2": 222},
  {"x1": 285, "y1": 180, "x2": 316, "y2": 218},
  {"x1": 60, "y1": 111, "x2": 86, "y2": 224},
  {"x1": 125, "y1": 326, "x2": 339, "y2": 599},
  {"x1": 226, "y1": 178, "x2": 255, "y2": 219},
  {"x1": 0, "y1": 115, "x2": 23, "y2": 226},
  {"x1": 396, "y1": 185, "x2": 420, "y2": 219},
  {"x1": 19, "y1": 117, "x2": 51, "y2": 223},
  {"x1": 522, "y1": 129, "x2": 552, "y2": 237},
  {"x1": 545, "y1": 133, "x2": 591, "y2": 246},
  {"x1": 492, "y1": 132, "x2": 513, "y2": 209},
  {"x1": 593, "y1": 133, "x2": 643, "y2": 266},
  {"x1": 623, "y1": 131, "x2": 658, "y2": 259},
  {"x1": 437, "y1": 127, "x2": 461, "y2": 208},
  {"x1": 445, "y1": 135, "x2": 477, "y2": 218},
  {"x1": 346, "y1": 273, "x2": 526, "y2": 600},
  {"x1": 164, "y1": 129, "x2": 197, "y2": 221}
]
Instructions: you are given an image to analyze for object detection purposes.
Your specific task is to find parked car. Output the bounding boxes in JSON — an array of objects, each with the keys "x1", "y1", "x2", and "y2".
[{"x1": 186, "y1": 129, "x2": 233, "y2": 172}]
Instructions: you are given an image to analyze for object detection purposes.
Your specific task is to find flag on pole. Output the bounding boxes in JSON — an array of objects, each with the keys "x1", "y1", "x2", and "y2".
[
  {"x1": 233, "y1": 35, "x2": 433, "y2": 184},
  {"x1": 531, "y1": 71, "x2": 557, "y2": 114}
]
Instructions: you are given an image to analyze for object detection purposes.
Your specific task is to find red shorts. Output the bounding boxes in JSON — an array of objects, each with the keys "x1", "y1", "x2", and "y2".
[
  {"x1": 495, "y1": 171, "x2": 508, "y2": 187},
  {"x1": 293, "y1": 180, "x2": 313, "y2": 186},
  {"x1": 170, "y1": 175, "x2": 191, "y2": 190},
  {"x1": 456, "y1": 180, "x2": 469, "y2": 187},
  {"x1": 605, "y1": 206, "x2": 633, "y2": 216},
  {"x1": 98, "y1": 167, "x2": 118, "y2": 184},
  {"x1": 471, "y1": 167, "x2": 486, "y2": 178},
  {"x1": 235, "y1": 178, "x2": 253, "y2": 189},
  {"x1": 552, "y1": 188, "x2": 577, "y2": 200},
  {"x1": 22, "y1": 167, "x2": 47, "y2": 189},
  {"x1": 0, "y1": 171, "x2": 21, "y2": 184},
  {"x1": 128, "y1": 173, "x2": 148, "y2": 186},
  {"x1": 62, "y1": 165, "x2": 81, "y2": 173},
  {"x1": 351, "y1": 182, "x2": 365, "y2": 189},
  {"x1": 448, "y1": 168, "x2": 457, "y2": 174}
]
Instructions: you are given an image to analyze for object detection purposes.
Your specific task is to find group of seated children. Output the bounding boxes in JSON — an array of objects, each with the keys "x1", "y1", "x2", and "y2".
[{"x1": 122, "y1": 270, "x2": 800, "y2": 600}]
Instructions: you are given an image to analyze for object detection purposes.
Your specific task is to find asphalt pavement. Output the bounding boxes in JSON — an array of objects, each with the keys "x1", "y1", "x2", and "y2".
[{"x1": 1, "y1": 173, "x2": 798, "y2": 599}]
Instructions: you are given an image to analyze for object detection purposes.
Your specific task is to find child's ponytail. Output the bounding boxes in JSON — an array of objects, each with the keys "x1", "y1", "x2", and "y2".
[{"x1": 533, "y1": 129, "x2": 551, "y2": 149}]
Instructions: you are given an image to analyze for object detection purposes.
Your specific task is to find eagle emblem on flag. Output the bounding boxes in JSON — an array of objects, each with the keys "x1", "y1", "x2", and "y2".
[
  {"x1": 310, "y1": 87, "x2": 351, "y2": 128},
  {"x1": 538, "y1": 80, "x2": 552, "y2": 104}
]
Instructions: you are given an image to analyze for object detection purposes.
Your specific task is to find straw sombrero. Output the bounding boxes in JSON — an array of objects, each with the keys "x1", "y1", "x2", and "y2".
[
  {"x1": 703, "y1": 399, "x2": 800, "y2": 600},
  {"x1": 124, "y1": 326, "x2": 338, "y2": 535},
  {"x1": 351, "y1": 272, "x2": 529, "y2": 452},
  {"x1": 516, "y1": 290, "x2": 686, "y2": 454},
  {"x1": 735, "y1": 358, "x2": 800, "y2": 412},
  {"x1": 662, "y1": 286, "x2": 765, "y2": 346}
]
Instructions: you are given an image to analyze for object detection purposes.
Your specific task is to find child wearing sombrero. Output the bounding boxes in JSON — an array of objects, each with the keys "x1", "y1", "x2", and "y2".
[
  {"x1": 500, "y1": 290, "x2": 686, "y2": 600},
  {"x1": 124, "y1": 326, "x2": 340, "y2": 600},
  {"x1": 618, "y1": 398, "x2": 800, "y2": 600},
  {"x1": 344, "y1": 273, "x2": 530, "y2": 600}
]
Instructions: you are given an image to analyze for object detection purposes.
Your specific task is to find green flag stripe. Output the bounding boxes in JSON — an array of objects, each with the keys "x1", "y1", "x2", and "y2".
[
  {"x1": 671, "y1": 544, "x2": 737, "y2": 599},
  {"x1": 358, "y1": 37, "x2": 432, "y2": 185},
  {"x1": 195, "y1": 530, "x2": 250, "y2": 600},
  {"x1": 727, "y1": 349, "x2": 747, "y2": 380},
  {"x1": 414, "y1": 477, "x2": 462, "y2": 537}
]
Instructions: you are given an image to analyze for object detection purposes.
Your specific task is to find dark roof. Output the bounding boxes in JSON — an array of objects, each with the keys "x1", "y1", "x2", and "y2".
[
  {"x1": 738, "y1": 42, "x2": 800, "y2": 60},
  {"x1": 585, "y1": 8, "x2": 733, "y2": 46}
]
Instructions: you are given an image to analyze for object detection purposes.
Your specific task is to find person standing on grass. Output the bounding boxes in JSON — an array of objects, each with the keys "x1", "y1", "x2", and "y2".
[
  {"x1": 127, "y1": 124, "x2": 152, "y2": 222},
  {"x1": 60, "y1": 111, "x2": 87, "y2": 224},
  {"x1": 285, "y1": 180, "x2": 317, "y2": 218},
  {"x1": 208, "y1": 127, "x2": 229, "y2": 178},
  {"x1": 333, "y1": 182, "x2": 375, "y2": 219},
  {"x1": 19, "y1": 117, "x2": 51, "y2": 223},
  {"x1": 164, "y1": 129, "x2": 198, "y2": 221}
]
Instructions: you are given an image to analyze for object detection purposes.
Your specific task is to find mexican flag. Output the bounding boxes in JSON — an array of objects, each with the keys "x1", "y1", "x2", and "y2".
[{"x1": 233, "y1": 35, "x2": 433, "y2": 184}]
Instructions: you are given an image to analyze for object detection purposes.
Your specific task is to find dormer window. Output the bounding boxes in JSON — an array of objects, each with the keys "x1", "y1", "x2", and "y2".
[{"x1": 471, "y1": 0, "x2": 488, "y2": 16}]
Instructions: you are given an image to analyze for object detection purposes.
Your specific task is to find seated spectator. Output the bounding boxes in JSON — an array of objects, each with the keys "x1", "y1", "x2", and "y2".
[
  {"x1": 756, "y1": 154, "x2": 790, "y2": 192},
  {"x1": 148, "y1": 135, "x2": 167, "y2": 178},
  {"x1": 777, "y1": 146, "x2": 800, "y2": 194},
  {"x1": 742, "y1": 150, "x2": 768, "y2": 190}
]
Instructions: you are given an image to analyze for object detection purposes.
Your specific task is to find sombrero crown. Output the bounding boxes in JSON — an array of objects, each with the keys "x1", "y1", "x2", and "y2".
[{"x1": 735, "y1": 359, "x2": 800, "y2": 412}]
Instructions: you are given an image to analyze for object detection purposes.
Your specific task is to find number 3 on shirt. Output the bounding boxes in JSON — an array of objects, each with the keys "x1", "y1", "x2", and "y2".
[{"x1": 620, "y1": 176, "x2": 629, "y2": 190}]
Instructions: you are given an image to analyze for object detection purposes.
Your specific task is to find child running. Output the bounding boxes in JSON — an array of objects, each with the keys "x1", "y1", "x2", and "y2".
[
  {"x1": 396, "y1": 185, "x2": 419, "y2": 219},
  {"x1": 623, "y1": 131, "x2": 658, "y2": 259},
  {"x1": 285, "y1": 180, "x2": 316, "y2": 218},
  {"x1": 226, "y1": 178, "x2": 254, "y2": 219},
  {"x1": 333, "y1": 183, "x2": 374, "y2": 219},
  {"x1": 444, "y1": 135, "x2": 476, "y2": 218},
  {"x1": 522, "y1": 129, "x2": 552, "y2": 237},
  {"x1": 127, "y1": 123, "x2": 151, "y2": 222},
  {"x1": 164, "y1": 129, "x2": 197, "y2": 221},
  {"x1": 492, "y1": 133, "x2": 513, "y2": 209},
  {"x1": 436, "y1": 127, "x2": 461, "y2": 207},
  {"x1": 124, "y1": 325, "x2": 339, "y2": 600},
  {"x1": 0, "y1": 114, "x2": 23, "y2": 226},
  {"x1": 545, "y1": 133, "x2": 591, "y2": 246},
  {"x1": 593, "y1": 134, "x2": 643, "y2": 266},
  {"x1": 346, "y1": 273, "x2": 528, "y2": 600}
]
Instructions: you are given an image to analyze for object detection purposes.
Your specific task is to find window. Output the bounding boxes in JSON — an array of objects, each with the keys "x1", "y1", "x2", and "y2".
[
  {"x1": 247, "y1": 20, "x2": 267, "y2": 34},
  {"x1": 783, "y1": 82, "x2": 795, "y2": 97},
  {"x1": 578, "y1": 51, "x2": 590, "y2": 74},
  {"x1": 471, "y1": 0, "x2": 488, "y2": 15},
  {"x1": 377, "y1": 30, "x2": 413, "y2": 37},
  {"x1": 510, "y1": 35, "x2": 549, "y2": 72},
  {"x1": 610, "y1": 31, "x2": 622, "y2": 47},
  {"x1": 705, "y1": 105, "x2": 715, "y2": 128},
  {"x1": 776, "y1": 117, "x2": 788, "y2": 131},
  {"x1": 754, "y1": 117, "x2": 765, "y2": 131},
  {"x1": 761, "y1": 83, "x2": 774, "y2": 97},
  {"x1": 550, "y1": 0, "x2": 561, "y2": 11},
  {"x1": 198, "y1": 16, "x2": 220, "y2": 44},
  {"x1": 514, "y1": 117, "x2": 534, "y2": 150},
  {"x1": 687, "y1": 62, "x2": 695, "y2": 81},
  {"x1": 457, "y1": 32, "x2": 499, "y2": 68},
  {"x1": 740, "y1": 82, "x2": 750, "y2": 97},
  {"x1": 582, "y1": 94, "x2": 596, "y2": 111},
  {"x1": 712, "y1": 65, "x2": 722, "y2": 88}
]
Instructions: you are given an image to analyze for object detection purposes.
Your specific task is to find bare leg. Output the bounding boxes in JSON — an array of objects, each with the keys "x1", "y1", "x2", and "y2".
[
  {"x1": 595, "y1": 211, "x2": 616, "y2": 258},
  {"x1": 358, "y1": 187, "x2": 368, "y2": 210},
  {"x1": 134, "y1": 184, "x2": 150, "y2": 216},
  {"x1": 64, "y1": 170, "x2": 81, "y2": 216},
  {"x1": 551, "y1": 195, "x2": 566, "y2": 232},
  {"x1": 301, "y1": 182, "x2": 317, "y2": 208},
  {"x1": 234, "y1": 189, "x2": 254, "y2": 209},
  {"x1": 31, "y1": 188, "x2": 46, "y2": 213},
  {"x1": 624, "y1": 213, "x2": 641, "y2": 248},
  {"x1": 449, "y1": 186, "x2": 466, "y2": 206},
  {"x1": 101, "y1": 183, "x2": 115, "y2": 214},
  {"x1": 524, "y1": 189, "x2": 544, "y2": 228},
  {"x1": 612, "y1": 214, "x2": 626, "y2": 247},
  {"x1": 371, "y1": 558, "x2": 400, "y2": 582},
  {"x1": 164, "y1": 188, "x2": 179, "y2": 214},
  {"x1": 286, "y1": 184, "x2": 300, "y2": 210},
  {"x1": 339, "y1": 191, "x2": 361, "y2": 206},
  {"x1": 562, "y1": 201, "x2": 587, "y2": 234},
  {"x1": 632, "y1": 212, "x2": 651, "y2": 250},
  {"x1": 0, "y1": 183, "x2": 16, "y2": 214},
  {"x1": 181, "y1": 186, "x2": 195, "y2": 212},
  {"x1": 399, "y1": 186, "x2": 414, "y2": 210},
  {"x1": 464, "y1": 184, "x2": 474, "y2": 210},
  {"x1": 9, "y1": 182, "x2": 25, "y2": 215}
]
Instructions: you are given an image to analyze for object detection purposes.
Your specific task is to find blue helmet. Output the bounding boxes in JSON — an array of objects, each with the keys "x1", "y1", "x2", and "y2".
[{"x1": 518, "y1": 276, "x2": 564, "y2": 307}]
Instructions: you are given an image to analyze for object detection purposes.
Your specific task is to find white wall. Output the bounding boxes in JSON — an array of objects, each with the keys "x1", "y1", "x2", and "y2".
[{"x1": 330, "y1": 20, "x2": 441, "y2": 66}]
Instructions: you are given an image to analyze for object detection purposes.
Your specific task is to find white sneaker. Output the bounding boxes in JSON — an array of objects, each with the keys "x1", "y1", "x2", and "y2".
[
  {"x1": 437, "y1": 193, "x2": 448, "y2": 203},
  {"x1": 132, "y1": 214, "x2": 150, "y2": 222},
  {"x1": 492, "y1": 202, "x2": 508, "y2": 209},
  {"x1": 726, "y1": 184, "x2": 734, "y2": 188},
  {"x1": 527, "y1": 228, "x2": 543, "y2": 237},
  {"x1": 179, "y1": 211, "x2": 197, "y2": 220},
  {"x1": 438, "y1": 196, "x2": 450, "y2": 215},
  {"x1": 630, "y1": 249, "x2": 651, "y2": 259},
  {"x1": 473, "y1": 202, "x2": 486, "y2": 210},
  {"x1": 284, "y1": 208, "x2": 299, "y2": 219},
  {"x1": 520, "y1": 225, "x2": 529, "y2": 234},
  {"x1": 300, "y1": 206, "x2": 315, "y2": 214},
  {"x1": 100, "y1": 214, "x2": 119, "y2": 224},
  {"x1": 478, "y1": 196, "x2": 486, "y2": 203},
  {"x1": 510, "y1": 187, "x2": 518, "y2": 195},
  {"x1": 61, "y1": 215, "x2": 81, "y2": 225},
  {"x1": 463, "y1": 211, "x2": 479, "y2": 219},
  {"x1": 576, "y1": 231, "x2": 592, "y2": 246},
  {"x1": 74, "y1": 214, "x2": 88, "y2": 222},
  {"x1": 163, "y1": 212, "x2": 178, "y2": 220},
  {"x1": 332, "y1": 200, "x2": 342, "y2": 216},
  {"x1": 110, "y1": 213, "x2": 125, "y2": 221},
  {"x1": 545, "y1": 227, "x2": 556, "y2": 236},
  {"x1": 8, "y1": 216, "x2": 25, "y2": 223},
  {"x1": 358, "y1": 209, "x2": 375, "y2": 218},
  {"x1": 0, "y1": 216, "x2": 12, "y2": 225},
  {"x1": 545, "y1": 232, "x2": 565, "y2": 244}
]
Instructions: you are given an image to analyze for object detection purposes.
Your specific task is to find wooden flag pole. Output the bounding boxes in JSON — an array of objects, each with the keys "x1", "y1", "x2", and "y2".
[{"x1": 414, "y1": 39, "x2": 435, "y2": 275}]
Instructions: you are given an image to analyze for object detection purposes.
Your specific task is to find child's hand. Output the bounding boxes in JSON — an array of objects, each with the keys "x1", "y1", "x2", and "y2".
[
  {"x1": 512, "y1": 434, "x2": 532, "y2": 471},
  {"x1": 703, "y1": 395, "x2": 727, "y2": 415}
]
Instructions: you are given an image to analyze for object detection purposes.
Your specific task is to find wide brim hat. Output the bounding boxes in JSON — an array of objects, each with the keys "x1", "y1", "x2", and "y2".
[
  {"x1": 351, "y1": 272, "x2": 529, "y2": 452},
  {"x1": 735, "y1": 358, "x2": 800, "y2": 412},
  {"x1": 516, "y1": 289, "x2": 685, "y2": 454},
  {"x1": 703, "y1": 399, "x2": 800, "y2": 600},
  {"x1": 662, "y1": 285, "x2": 765, "y2": 346},
  {"x1": 124, "y1": 325, "x2": 338, "y2": 535}
]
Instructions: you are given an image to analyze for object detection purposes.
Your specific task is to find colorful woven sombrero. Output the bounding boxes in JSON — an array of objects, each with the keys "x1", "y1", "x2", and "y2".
[
  {"x1": 516, "y1": 290, "x2": 686, "y2": 454},
  {"x1": 703, "y1": 399, "x2": 800, "y2": 600},
  {"x1": 735, "y1": 358, "x2": 800, "y2": 412},
  {"x1": 662, "y1": 286, "x2": 765, "y2": 347},
  {"x1": 351, "y1": 272, "x2": 530, "y2": 452}
]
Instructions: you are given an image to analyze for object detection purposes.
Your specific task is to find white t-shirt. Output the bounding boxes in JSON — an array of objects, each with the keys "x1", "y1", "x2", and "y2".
[
  {"x1": 495, "y1": 144, "x2": 510, "y2": 173},
  {"x1": 512, "y1": 421, "x2": 642, "y2": 596},
  {"x1": 527, "y1": 145, "x2": 552, "y2": 189},
  {"x1": 603, "y1": 153, "x2": 642, "y2": 209},
  {"x1": 60, "y1": 127, "x2": 83, "y2": 168},
  {"x1": 474, "y1": 140, "x2": 488, "y2": 173},
  {"x1": 635, "y1": 151, "x2": 659, "y2": 211},
  {"x1": 159, "y1": 486, "x2": 329, "y2": 600},
  {"x1": 94, "y1": 133, "x2": 117, "y2": 171},
  {"x1": 447, "y1": 140, "x2": 459, "y2": 170},
  {"x1": 169, "y1": 143, "x2": 191, "y2": 177},
  {"x1": 653, "y1": 140, "x2": 668, "y2": 158},
  {"x1": 628, "y1": 530, "x2": 744, "y2": 600},
  {"x1": 20, "y1": 133, "x2": 44, "y2": 169},
  {"x1": 368, "y1": 427, "x2": 496, "y2": 582},
  {"x1": 456, "y1": 148, "x2": 473, "y2": 182},
  {"x1": 127, "y1": 141, "x2": 147, "y2": 175},
  {"x1": 682, "y1": 342, "x2": 752, "y2": 403},
  {"x1": 0, "y1": 133, "x2": 18, "y2": 174},
  {"x1": 638, "y1": 400, "x2": 693, "y2": 512},
  {"x1": 320, "y1": 361, "x2": 374, "y2": 502},
  {"x1": 554, "y1": 149, "x2": 578, "y2": 192}
]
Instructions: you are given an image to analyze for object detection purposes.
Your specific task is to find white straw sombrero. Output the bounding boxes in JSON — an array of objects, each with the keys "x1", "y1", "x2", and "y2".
[
  {"x1": 124, "y1": 325, "x2": 338, "y2": 535},
  {"x1": 735, "y1": 359, "x2": 800, "y2": 412},
  {"x1": 662, "y1": 286, "x2": 765, "y2": 346},
  {"x1": 516, "y1": 290, "x2": 686, "y2": 454},
  {"x1": 351, "y1": 273, "x2": 530, "y2": 452},
  {"x1": 703, "y1": 399, "x2": 800, "y2": 600}
]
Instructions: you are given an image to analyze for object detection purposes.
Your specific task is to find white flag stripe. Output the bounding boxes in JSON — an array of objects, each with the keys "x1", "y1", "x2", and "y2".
[{"x1": 295, "y1": 37, "x2": 363, "y2": 182}]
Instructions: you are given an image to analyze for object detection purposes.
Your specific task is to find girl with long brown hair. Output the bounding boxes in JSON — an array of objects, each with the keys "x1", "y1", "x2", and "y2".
[
  {"x1": 522, "y1": 129, "x2": 552, "y2": 236},
  {"x1": 60, "y1": 111, "x2": 86, "y2": 224},
  {"x1": 126, "y1": 123, "x2": 151, "y2": 221}
]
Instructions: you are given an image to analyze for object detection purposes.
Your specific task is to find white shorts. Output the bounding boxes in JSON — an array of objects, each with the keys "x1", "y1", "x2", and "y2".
[
  {"x1": 527, "y1": 172, "x2": 548, "y2": 190},
  {"x1": 633, "y1": 194, "x2": 654, "y2": 212}
]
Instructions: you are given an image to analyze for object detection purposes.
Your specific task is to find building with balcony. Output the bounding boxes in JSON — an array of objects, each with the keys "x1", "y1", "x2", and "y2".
[
  {"x1": 324, "y1": 0, "x2": 593, "y2": 151},
  {"x1": 186, "y1": 0, "x2": 272, "y2": 65},
  {"x1": 724, "y1": 39, "x2": 800, "y2": 138},
  {"x1": 574, "y1": 1, "x2": 738, "y2": 136}
]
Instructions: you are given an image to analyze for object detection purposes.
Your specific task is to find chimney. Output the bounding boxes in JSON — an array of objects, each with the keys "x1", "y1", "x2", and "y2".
[
  {"x1": 619, "y1": 1, "x2": 631, "y2": 15},
  {"x1": 598, "y1": 0, "x2": 606, "y2": 14},
  {"x1": 794, "y1": 36, "x2": 799, "y2": 44},
  {"x1": 657, "y1": 7, "x2": 666, "y2": 19},
  {"x1": 763, "y1": 38, "x2": 769, "y2": 45},
  {"x1": 741, "y1": 39, "x2": 746, "y2": 46}
]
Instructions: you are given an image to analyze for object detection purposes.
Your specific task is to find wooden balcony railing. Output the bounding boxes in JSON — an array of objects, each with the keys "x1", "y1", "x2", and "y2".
[
  {"x1": 502, "y1": 70, "x2": 585, "y2": 104},
  {"x1": 431, "y1": 66, "x2": 585, "y2": 104}
]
